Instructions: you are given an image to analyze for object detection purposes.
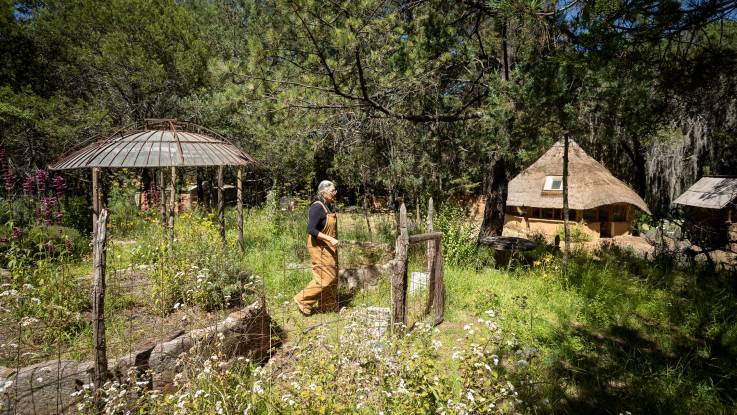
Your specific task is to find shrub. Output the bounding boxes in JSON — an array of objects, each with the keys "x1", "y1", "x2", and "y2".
[
  {"x1": 435, "y1": 206, "x2": 493, "y2": 268},
  {"x1": 556, "y1": 222, "x2": 593, "y2": 243}
]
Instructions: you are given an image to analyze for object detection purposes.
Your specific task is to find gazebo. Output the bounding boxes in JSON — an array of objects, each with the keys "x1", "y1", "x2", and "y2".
[
  {"x1": 49, "y1": 118, "x2": 257, "y2": 248},
  {"x1": 48, "y1": 119, "x2": 257, "y2": 400}
]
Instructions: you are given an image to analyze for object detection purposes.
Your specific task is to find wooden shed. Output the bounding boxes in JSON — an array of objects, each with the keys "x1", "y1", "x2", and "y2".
[
  {"x1": 504, "y1": 140, "x2": 651, "y2": 239},
  {"x1": 673, "y1": 176, "x2": 737, "y2": 252}
]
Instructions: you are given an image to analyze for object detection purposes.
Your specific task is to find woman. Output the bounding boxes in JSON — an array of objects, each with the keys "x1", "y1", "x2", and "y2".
[{"x1": 294, "y1": 180, "x2": 340, "y2": 316}]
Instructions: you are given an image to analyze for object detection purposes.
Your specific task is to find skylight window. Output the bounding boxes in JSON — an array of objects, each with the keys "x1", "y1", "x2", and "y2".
[{"x1": 543, "y1": 176, "x2": 563, "y2": 191}]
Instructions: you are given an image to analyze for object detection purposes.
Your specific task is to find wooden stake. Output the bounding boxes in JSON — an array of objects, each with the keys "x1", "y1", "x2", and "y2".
[
  {"x1": 218, "y1": 166, "x2": 225, "y2": 245},
  {"x1": 391, "y1": 203, "x2": 409, "y2": 332},
  {"x1": 92, "y1": 208, "x2": 109, "y2": 411},
  {"x1": 237, "y1": 167, "x2": 244, "y2": 251}
]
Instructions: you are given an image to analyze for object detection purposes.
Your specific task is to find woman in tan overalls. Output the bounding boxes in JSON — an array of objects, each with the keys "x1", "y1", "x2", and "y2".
[{"x1": 294, "y1": 180, "x2": 340, "y2": 316}]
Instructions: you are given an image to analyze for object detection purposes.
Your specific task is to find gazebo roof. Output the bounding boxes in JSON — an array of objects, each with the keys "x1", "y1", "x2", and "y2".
[
  {"x1": 49, "y1": 119, "x2": 256, "y2": 170},
  {"x1": 506, "y1": 139, "x2": 651, "y2": 214}
]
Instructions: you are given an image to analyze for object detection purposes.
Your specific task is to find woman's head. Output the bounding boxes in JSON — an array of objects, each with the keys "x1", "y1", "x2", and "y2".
[{"x1": 317, "y1": 180, "x2": 337, "y2": 203}]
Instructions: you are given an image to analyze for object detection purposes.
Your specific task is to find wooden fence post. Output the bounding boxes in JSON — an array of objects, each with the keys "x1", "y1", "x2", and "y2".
[
  {"x1": 431, "y1": 238, "x2": 445, "y2": 325},
  {"x1": 391, "y1": 203, "x2": 409, "y2": 332},
  {"x1": 237, "y1": 167, "x2": 244, "y2": 251},
  {"x1": 426, "y1": 197, "x2": 434, "y2": 273},
  {"x1": 92, "y1": 208, "x2": 109, "y2": 412},
  {"x1": 218, "y1": 166, "x2": 225, "y2": 245}
]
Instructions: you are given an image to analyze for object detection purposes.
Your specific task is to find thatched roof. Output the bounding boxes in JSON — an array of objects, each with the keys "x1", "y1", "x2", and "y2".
[
  {"x1": 673, "y1": 176, "x2": 737, "y2": 209},
  {"x1": 507, "y1": 140, "x2": 651, "y2": 214}
]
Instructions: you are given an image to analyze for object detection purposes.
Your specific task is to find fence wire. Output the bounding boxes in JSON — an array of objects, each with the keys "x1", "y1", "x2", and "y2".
[{"x1": 0, "y1": 207, "x2": 438, "y2": 414}]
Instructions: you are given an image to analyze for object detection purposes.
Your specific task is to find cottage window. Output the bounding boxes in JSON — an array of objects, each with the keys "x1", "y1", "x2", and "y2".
[
  {"x1": 612, "y1": 205, "x2": 627, "y2": 221},
  {"x1": 583, "y1": 209, "x2": 597, "y2": 222},
  {"x1": 542, "y1": 208, "x2": 555, "y2": 219},
  {"x1": 543, "y1": 176, "x2": 563, "y2": 191}
]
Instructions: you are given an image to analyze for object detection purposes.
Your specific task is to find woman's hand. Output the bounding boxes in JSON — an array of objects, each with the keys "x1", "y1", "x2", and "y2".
[{"x1": 327, "y1": 237, "x2": 341, "y2": 248}]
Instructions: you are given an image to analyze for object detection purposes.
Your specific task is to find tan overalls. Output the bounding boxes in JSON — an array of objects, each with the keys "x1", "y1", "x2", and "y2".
[{"x1": 294, "y1": 201, "x2": 339, "y2": 314}]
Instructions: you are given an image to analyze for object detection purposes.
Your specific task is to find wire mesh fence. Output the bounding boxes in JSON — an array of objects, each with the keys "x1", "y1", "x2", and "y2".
[{"x1": 0, "y1": 201, "x2": 442, "y2": 414}]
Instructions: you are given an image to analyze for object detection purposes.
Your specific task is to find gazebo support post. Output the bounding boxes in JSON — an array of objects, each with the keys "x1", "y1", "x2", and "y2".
[
  {"x1": 169, "y1": 166, "x2": 176, "y2": 249},
  {"x1": 159, "y1": 169, "x2": 166, "y2": 227},
  {"x1": 237, "y1": 167, "x2": 244, "y2": 251},
  {"x1": 92, "y1": 167, "x2": 100, "y2": 234},
  {"x1": 218, "y1": 166, "x2": 225, "y2": 246}
]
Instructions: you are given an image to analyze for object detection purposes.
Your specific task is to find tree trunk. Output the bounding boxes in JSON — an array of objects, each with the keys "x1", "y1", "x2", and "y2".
[{"x1": 478, "y1": 152, "x2": 509, "y2": 240}]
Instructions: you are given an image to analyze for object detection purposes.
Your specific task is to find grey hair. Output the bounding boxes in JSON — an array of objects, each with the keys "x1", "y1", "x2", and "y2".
[{"x1": 317, "y1": 180, "x2": 335, "y2": 193}]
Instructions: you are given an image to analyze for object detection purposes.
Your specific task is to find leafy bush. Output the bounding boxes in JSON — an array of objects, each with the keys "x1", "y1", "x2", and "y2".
[
  {"x1": 61, "y1": 195, "x2": 92, "y2": 235},
  {"x1": 435, "y1": 205, "x2": 493, "y2": 268},
  {"x1": 555, "y1": 222, "x2": 593, "y2": 243}
]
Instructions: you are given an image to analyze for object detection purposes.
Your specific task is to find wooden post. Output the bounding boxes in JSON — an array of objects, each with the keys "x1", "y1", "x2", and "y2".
[
  {"x1": 431, "y1": 238, "x2": 445, "y2": 325},
  {"x1": 158, "y1": 169, "x2": 166, "y2": 227},
  {"x1": 237, "y1": 167, "x2": 244, "y2": 251},
  {"x1": 415, "y1": 200, "x2": 421, "y2": 227},
  {"x1": 562, "y1": 135, "x2": 570, "y2": 274},
  {"x1": 218, "y1": 166, "x2": 225, "y2": 245},
  {"x1": 426, "y1": 198, "x2": 434, "y2": 273},
  {"x1": 92, "y1": 208, "x2": 109, "y2": 411},
  {"x1": 169, "y1": 166, "x2": 176, "y2": 248},
  {"x1": 92, "y1": 168, "x2": 100, "y2": 234},
  {"x1": 391, "y1": 203, "x2": 409, "y2": 332}
]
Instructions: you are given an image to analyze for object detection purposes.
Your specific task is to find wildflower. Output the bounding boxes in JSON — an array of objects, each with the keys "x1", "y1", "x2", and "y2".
[
  {"x1": 52, "y1": 175, "x2": 65, "y2": 193},
  {"x1": 36, "y1": 169, "x2": 48, "y2": 192},
  {"x1": 4, "y1": 170, "x2": 15, "y2": 193},
  {"x1": 22, "y1": 176, "x2": 34, "y2": 194},
  {"x1": 21, "y1": 317, "x2": 39, "y2": 327},
  {"x1": 491, "y1": 354, "x2": 500, "y2": 366}
]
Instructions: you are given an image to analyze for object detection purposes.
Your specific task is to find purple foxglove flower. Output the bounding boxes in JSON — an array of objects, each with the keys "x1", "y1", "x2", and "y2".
[
  {"x1": 52, "y1": 175, "x2": 65, "y2": 193},
  {"x1": 22, "y1": 176, "x2": 35, "y2": 194}
]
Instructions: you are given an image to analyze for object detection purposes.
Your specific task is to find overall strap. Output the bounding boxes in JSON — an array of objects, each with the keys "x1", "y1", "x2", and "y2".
[{"x1": 312, "y1": 200, "x2": 329, "y2": 214}]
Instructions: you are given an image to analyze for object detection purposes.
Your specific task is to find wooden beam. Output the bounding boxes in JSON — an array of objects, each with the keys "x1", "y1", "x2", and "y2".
[
  {"x1": 92, "y1": 208, "x2": 109, "y2": 411},
  {"x1": 408, "y1": 232, "x2": 443, "y2": 243},
  {"x1": 237, "y1": 167, "x2": 244, "y2": 251}
]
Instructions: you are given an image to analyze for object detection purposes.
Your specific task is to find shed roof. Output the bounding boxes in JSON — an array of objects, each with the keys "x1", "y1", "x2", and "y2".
[
  {"x1": 673, "y1": 176, "x2": 737, "y2": 209},
  {"x1": 507, "y1": 139, "x2": 651, "y2": 214},
  {"x1": 49, "y1": 120, "x2": 256, "y2": 170}
]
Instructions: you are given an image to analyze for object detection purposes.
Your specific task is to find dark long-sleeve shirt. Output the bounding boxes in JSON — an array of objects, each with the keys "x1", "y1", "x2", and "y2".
[{"x1": 307, "y1": 203, "x2": 327, "y2": 237}]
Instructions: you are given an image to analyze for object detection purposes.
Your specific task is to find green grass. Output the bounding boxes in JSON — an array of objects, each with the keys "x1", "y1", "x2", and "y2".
[{"x1": 6, "y1": 204, "x2": 737, "y2": 414}]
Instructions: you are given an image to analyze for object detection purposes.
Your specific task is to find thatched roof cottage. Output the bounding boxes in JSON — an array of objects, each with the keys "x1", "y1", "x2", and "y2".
[
  {"x1": 504, "y1": 140, "x2": 651, "y2": 239},
  {"x1": 673, "y1": 176, "x2": 737, "y2": 252}
]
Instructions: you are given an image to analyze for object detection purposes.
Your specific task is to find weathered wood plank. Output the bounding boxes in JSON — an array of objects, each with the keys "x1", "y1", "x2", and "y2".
[{"x1": 408, "y1": 232, "x2": 443, "y2": 243}]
